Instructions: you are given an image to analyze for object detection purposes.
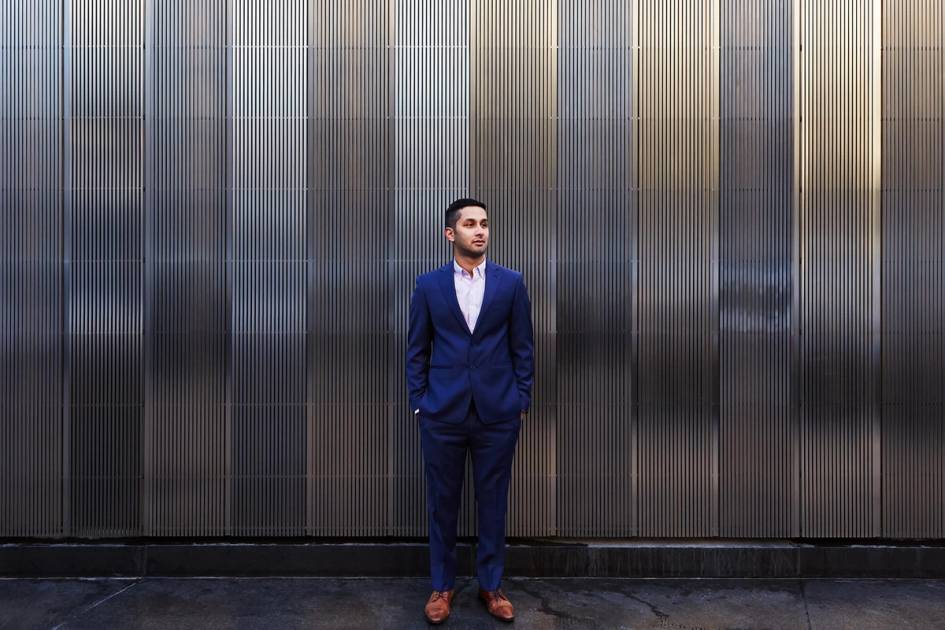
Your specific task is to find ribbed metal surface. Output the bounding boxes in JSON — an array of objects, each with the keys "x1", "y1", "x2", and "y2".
[
  {"x1": 307, "y1": 0, "x2": 390, "y2": 536},
  {"x1": 143, "y1": 0, "x2": 228, "y2": 537},
  {"x1": 881, "y1": 0, "x2": 945, "y2": 538},
  {"x1": 229, "y1": 0, "x2": 307, "y2": 536},
  {"x1": 470, "y1": 0, "x2": 557, "y2": 537},
  {"x1": 637, "y1": 0, "x2": 720, "y2": 537},
  {"x1": 0, "y1": 2, "x2": 63, "y2": 537},
  {"x1": 797, "y1": 0, "x2": 883, "y2": 537},
  {"x1": 67, "y1": 0, "x2": 144, "y2": 537},
  {"x1": 556, "y1": 0, "x2": 636, "y2": 537},
  {"x1": 2, "y1": 0, "x2": 945, "y2": 541},
  {"x1": 718, "y1": 0, "x2": 796, "y2": 537},
  {"x1": 389, "y1": 0, "x2": 466, "y2": 537}
]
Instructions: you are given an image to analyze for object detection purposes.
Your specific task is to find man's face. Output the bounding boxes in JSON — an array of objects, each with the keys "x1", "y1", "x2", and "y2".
[{"x1": 446, "y1": 206, "x2": 489, "y2": 257}]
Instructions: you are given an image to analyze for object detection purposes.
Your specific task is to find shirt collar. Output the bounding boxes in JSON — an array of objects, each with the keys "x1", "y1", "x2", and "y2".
[{"x1": 453, "y1": 257, "x2": 486, "y2": 279}]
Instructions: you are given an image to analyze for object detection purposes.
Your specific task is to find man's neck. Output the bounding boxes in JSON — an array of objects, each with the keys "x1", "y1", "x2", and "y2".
[{"x1": 454, "y1": 253, "x2": 485, "y2": 276}]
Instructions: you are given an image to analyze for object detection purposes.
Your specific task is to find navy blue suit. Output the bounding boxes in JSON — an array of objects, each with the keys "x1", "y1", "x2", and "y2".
[{"x1": 407, "y1": 259, "x2": 534, "y2": 591}]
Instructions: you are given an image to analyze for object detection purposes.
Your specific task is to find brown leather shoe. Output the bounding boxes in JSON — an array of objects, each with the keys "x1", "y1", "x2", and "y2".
[
  {"x1": 424, "y1": 590, "x2": 454, "y2": 624},
  {"x1": 479, "y1": 588, "x2": 515, "y2": 622}
]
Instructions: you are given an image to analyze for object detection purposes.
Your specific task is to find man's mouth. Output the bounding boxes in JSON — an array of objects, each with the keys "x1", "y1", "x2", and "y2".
[{"x1": 473, "y1": 240, "x2": 485, "y2": 245}]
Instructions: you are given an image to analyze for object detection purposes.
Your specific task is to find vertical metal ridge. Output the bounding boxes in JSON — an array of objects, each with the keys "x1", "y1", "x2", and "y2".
[
  {"x1": 141, "y1": 0, "x2": 153, "y2": 536},
  {"x1": 869, "y1": 0, "x2": 883, "y2": 538},
  {"x1": 791, "y1": 0, "x2": 803, "y2": 539},
  {"x1": 224, "y1": 0, "x2": 234, "y2": 537},
  {"x1": 709, "y1": 0, "x2": 721, "y2": 538},
  {"x1": 630, "y1": 0, "x2": 641, "y2": 538},
  {"x1": 61, "y1": 0, "x2": 74, "y2": 539}
]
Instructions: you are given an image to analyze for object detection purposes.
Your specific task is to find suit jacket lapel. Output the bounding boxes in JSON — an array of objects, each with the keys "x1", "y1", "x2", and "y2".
[
  {"x1": 473, "y1": 260, "x2": 502, "y2": 340},
  {"x1": 438, "y1": 262, "x2": 472, "y2": 336}
]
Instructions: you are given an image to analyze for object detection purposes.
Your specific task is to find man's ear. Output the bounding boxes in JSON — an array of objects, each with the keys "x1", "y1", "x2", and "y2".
[{"x1": 444, "y1": 227, "x2": 454, "y2": 242}]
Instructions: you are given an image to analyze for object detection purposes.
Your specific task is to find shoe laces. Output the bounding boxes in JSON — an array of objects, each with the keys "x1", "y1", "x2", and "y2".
[
  {"x1": 489, "y1": 588, "x2": 510, "y2": 603},
  {"x1": 430, "y1": 590, "x2": 450, "y2": 602}
]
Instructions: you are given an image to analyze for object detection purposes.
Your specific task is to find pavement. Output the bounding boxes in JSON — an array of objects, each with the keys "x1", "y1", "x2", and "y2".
[{"x1": 2, "y1": 576, "x2": 944, "y2": 629}]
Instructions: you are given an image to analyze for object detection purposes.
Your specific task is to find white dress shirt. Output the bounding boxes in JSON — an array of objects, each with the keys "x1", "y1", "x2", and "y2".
[
  {"x1": 452, "y1": 257, "x2": 487, "y2": 334},
  {"x1": 415, "y1": 258, "x2": 487, "y2": 414}
]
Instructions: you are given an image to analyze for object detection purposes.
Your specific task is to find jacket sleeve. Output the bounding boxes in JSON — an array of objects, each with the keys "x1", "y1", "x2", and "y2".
[
  {"x1": 509, "y1": 273, "x2": 535, "y2": 412},
  {"x1": 406, "y1": 276, "x2": 432, "y2": 412}
]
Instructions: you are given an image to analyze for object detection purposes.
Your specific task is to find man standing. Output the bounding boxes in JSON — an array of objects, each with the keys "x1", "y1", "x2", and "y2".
[{"x1": 406, "y1": 198, "x2": 534, "y2": 624}]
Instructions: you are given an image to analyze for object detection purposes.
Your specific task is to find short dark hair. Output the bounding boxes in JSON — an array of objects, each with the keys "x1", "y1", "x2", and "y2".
[{"x1": 445, "y1": 197, "x2": 487, "y2": 229}]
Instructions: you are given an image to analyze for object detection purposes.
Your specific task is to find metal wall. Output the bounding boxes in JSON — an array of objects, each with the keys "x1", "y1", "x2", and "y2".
[
  {"x1": 881, "y1": 0, "x2": 945, "y2": 538},
  {"x1": 2, "y1": 0, "x2": 943, "y2": 540},
  {"x1": 719, "y1": 0, "x2": 794, "y2": 538}
]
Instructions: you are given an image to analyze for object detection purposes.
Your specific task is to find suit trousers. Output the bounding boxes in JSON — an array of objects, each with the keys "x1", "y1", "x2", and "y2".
[{"x1": 419, "y1": 398, "x2": 521, "y2": 591}]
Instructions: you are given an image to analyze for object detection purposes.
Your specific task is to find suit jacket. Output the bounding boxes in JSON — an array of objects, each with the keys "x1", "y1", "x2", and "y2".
[{"x1": 406, "y1": 259, "x2": 535, "y2": 424}]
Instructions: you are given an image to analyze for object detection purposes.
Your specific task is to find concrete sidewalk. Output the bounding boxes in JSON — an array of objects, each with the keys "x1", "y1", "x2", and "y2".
[{"x1": 2, "y1": 577, "x2": 944, "y2": 629}]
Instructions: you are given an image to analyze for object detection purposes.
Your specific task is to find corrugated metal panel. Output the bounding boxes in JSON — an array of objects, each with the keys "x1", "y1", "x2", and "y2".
[
  {"x1": 797, "y1": 0, "x2": 883, "y2": 538},
  {"x1": 881, "y1": 0, "x2": 945, "y2": 538},
  {"x1": 718, "y1": 0, "x2": 797, "y2": 537},
  {"x1": 389, "y1": 0, "x2": 467, "y2": 537},
  {"x1": 229, "y1": 0, "x2": 308, "y2": 536},
  {"x1": 2, "y1": 0, "x2": 945, "y2": 541},
  {"x1": 556, "y1": 0, "x2": 637, "y2": 537},
  {"x1": 0, "y1": 1, "x2": 63, "y2": 537},
  {"x1": 470, "y1": 0, "x2": 558, "y2": 537},
  {"x1": 68, "y1": 0, "x2": 144, "y2": 537},
  {"x1": 637, "y1": 0, "x2": 720, "y2": 537},
  {"x1": 143, "y1": 0, "x2": 229, "y2": 537},
  {"x1": 306, "y1": 0, "x2": 391, "y2": 535}
]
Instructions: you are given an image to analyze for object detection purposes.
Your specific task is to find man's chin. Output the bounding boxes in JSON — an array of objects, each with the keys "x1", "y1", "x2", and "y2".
[{"x1": 459, "y1": 245, "x2": 487, "y2": 257}]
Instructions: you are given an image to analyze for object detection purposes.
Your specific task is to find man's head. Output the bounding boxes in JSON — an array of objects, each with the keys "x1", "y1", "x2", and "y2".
[{"x1": 445, "y1": 198, "x2": 489, "y2": 258}]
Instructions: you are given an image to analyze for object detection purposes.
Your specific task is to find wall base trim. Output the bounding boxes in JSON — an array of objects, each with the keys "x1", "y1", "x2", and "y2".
[{"x1": 2, "y1": 539, "x2": 943, "y2": 578}]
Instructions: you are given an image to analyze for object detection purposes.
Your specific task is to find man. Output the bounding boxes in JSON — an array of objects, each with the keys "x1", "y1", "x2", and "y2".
[{"x1": 406, "y1": 198, "x2": 534, "y2": 624}]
